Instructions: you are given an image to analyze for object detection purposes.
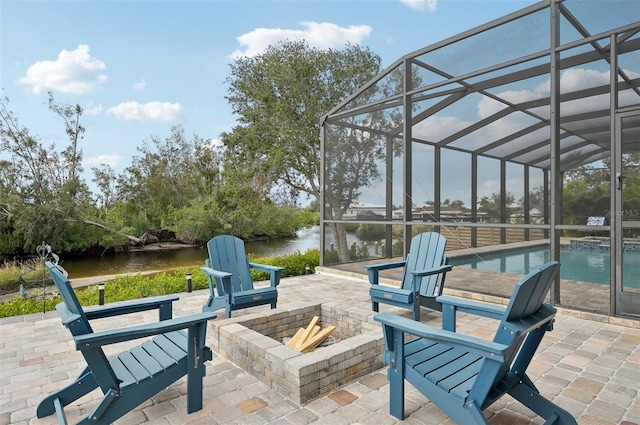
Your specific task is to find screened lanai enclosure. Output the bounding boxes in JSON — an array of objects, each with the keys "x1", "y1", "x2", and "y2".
[{"x1": 320, "y1": 0, "x2": 640, "y2": 318}]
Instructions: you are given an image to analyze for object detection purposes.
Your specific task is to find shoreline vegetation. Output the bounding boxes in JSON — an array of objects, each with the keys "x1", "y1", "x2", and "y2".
[{"x1": 0, "y1": 248, "x2": 320, "y2": 318}]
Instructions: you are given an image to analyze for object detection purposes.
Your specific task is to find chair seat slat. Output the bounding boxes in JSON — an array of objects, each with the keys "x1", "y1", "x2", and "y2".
[
  {"x1": 109, "y1": 355, "x2": 136, "y2": 387},
  {"x1": 116, "y1": 351, "x2": 152, "y2": 384},
  {"x1": 412, "y1": 347, "x2": 465, "y2": 377},
  {"x1": 155, "y1": 332, "x2": 188, "y2": 362},
  {"x1": 130, "y1": 346, "x2": 164, "y2": 376},
  {"x1": 427, "y1": 352, "x2": 482, "y2": 388},
  {"x1": 141, "y1": 339, "x2": 178, "y2": 368}
]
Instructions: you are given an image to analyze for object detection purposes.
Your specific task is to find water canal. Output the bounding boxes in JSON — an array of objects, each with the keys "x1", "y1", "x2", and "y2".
[{"x1": 59, "y1": 226, "x2": 348, "y2": 279}]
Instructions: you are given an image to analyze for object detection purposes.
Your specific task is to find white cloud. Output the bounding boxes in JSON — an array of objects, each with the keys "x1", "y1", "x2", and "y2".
[
  {"x1": 106, "y1": 101, "x2": 183, "y2": 122},
  {"x1": 400, "y1": 0, "x2": 437, "y2": 12},
  {"x1": 16, "y1": 44, "x2": 107, "y2": 95},
  {"x1": 414, "y1": 67, "x2": 640, "y2": 152},
  {"x1": 84, "y1": 154, "x2": 123, "y2": 168},
  {"x1": 83, "y1": 101, "x2": 103, "y2": 115},
  {"x1": 204, "y1": 138, "x2": 224, "y2": 149},
  {"x1": 528, "y1": 68, "x2": 640, "y2": 118},
  {"x1": 412, "y1": 114, "x2": 473, "y2": 141},
  {"x1": 133, "y1": 78, "x2": 146, "y2": 91},
  {"x1": 230, "y1": 21, "x2": 372, "y2": 59}
]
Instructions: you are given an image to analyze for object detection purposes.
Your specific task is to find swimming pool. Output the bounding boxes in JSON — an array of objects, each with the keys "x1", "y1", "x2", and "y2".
[{"x1": 450, "y1": 245, "x2": 640, "y2": 288}]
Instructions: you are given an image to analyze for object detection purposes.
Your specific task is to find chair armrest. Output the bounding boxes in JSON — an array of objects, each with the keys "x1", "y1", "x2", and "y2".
[
  {"x1": 74, "y1": 311, "x2": 217, "y2": 350},
  {"x1": 249, "y1": 263, "x2": 283, "y2": 273},
  {"x1": 201, "y1": 266, "x2": 232, "y2": 280},
  {"x1": 437, "y1": 295, "x2": 506, "y2": 331},
  {"x1": 437, "y1": 295, "x2": 506, "y2": 319},
  {"x1": 249, "y1": 263, "x2": 284, "y2": 287},
  {"x1": 411, "y1": 264, "x2": 452, "y2": 277},
  {"x1": 374, "y1": 312, "x2": 506, "y2": 361},
  {"x1": 83, "y1": 295, "x2": 180, "y2": 321},
  {"x1": 409, "y1": 264, "x2": 453, "y2": 295},
  {"x1": 364, "y1": 261, "x2": 407, "y2": 284},
  {"x1": 364, "y1": 261, "x2": 406, "y2": 271},
  {"x1": 201, "y1": 266, "x2": 232, "y2": 296}
]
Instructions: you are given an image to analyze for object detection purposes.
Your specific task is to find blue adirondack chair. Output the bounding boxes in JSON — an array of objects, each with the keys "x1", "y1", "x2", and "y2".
[
  {"x1": 366, "y1": 232, "x2": 451, "y2": 321},
  {"x1": 37, "y1": 262, "x2": 216, "y2": 425},
  {"x1": 201, "y1": 235, "x2": 284, "y2": 318},
  {"x1": 375, "y1": 261, "x2": 577, "y2": 425}
]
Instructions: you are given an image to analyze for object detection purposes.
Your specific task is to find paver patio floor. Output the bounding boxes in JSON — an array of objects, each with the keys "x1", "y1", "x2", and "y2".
[{"x1": 1, "y1": 269, "x2": 639, "y2": 425}]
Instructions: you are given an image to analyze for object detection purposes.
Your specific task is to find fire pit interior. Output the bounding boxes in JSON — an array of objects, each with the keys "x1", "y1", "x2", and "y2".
[{"x1": 211, "y1": 302, "x2": 384, "y2": 403}]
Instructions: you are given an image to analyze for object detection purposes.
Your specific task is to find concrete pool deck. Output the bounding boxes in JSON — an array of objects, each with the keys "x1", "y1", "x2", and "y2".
[
  {"x1": 1, "y1": 266, "x2": 639, "y2": 425},
  {"x1": 326, "y1": 238, "x2": 638, "y2": 319}
]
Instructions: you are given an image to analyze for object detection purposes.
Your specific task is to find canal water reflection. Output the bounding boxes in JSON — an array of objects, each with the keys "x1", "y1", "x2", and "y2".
[{"x1": 61, "y1": 226, "x2": 329, "y2": 279}]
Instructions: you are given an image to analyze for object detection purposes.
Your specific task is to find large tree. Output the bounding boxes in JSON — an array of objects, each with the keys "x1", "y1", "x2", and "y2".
[
  {"x1": 116, "y1": 126, "x2": 218, "y2": 231},
  {"x1": 563, "y1": 154, "x2": 640, "y2": 229},
  {"x1": 223, "y1": 40, "x2": 383, "y2": 204},
  {"x1": 478, "y1": 192, "x2": 517, "y2": 222},
  {"x1": 0, "y1": 94, "x2": 100, "y2": 253},
  {"x1": 223, "y1": 41, "x2": 385, "y2": 261}
]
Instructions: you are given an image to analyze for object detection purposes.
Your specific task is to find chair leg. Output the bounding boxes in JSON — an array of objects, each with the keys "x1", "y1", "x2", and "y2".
[
  {"x1": 271, "y1": 300, "x2": 277, "y2": 309},
  {"x1": 508, "y1": 375, "x2": 577, "y2": 425},
  {"x1": 202, "y1": 295, "x2": 225, "y2": 313},
  {"x1": 463, "y1": 400, "x2": 491, "y2": 425},
  {"x1": 37, "y1": 368, "x2": 97, "y2": 418},
  {"x1": 388, "y1": 358, "x2": 405, "y2": 419},
  {"x1": 412, "y1": 303, "x2": 420, "y2": 321},
  {"x1": 388, "y1": 328, "x2": 405, "y2": 419},
  {"x1": 372, "y1": 301, "x2": 379, "y2": 312},
  {"x1": 187, "y1": 324, "x2": 213, "y2": 413}
]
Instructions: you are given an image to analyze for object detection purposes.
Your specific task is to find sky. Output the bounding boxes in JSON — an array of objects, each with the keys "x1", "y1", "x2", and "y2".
[{"x1": 1, "y1": 0, "x2": 534, "y2": 205}]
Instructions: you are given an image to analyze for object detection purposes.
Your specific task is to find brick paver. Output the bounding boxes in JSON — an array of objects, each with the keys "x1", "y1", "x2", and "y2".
[{"x1": 1, "y1": 270, "x2": 639, "y2": 424}]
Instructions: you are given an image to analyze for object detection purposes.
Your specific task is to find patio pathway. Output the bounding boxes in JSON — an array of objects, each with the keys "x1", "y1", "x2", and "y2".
[{"x1": 1, "y1": 269, "x2": 639, "y2": 425}]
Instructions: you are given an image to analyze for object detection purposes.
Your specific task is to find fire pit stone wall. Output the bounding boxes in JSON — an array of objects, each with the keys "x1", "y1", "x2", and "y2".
[{"x1": 210, "y1": 301, "x2": 385, "y2": 403}]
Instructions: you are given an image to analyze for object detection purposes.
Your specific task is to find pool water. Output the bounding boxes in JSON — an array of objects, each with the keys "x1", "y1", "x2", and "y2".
[{"x1": 450, "y1": 246, "x2": 640, "y2": 288}]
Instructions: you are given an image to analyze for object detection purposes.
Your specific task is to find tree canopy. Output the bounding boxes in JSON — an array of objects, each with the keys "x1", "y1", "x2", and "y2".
[
  {"x1": 2, "y1": 39, "x2": 638, "y2": 259},
  {"x1": 0, "y1": 94, "x2": 316, "y2": 257},
  {"x1": 223, "y1": 40, "x2": 383, "y2": 205}
]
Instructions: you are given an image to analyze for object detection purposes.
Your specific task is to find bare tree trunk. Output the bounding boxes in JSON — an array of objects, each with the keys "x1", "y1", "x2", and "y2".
[
  {"x1": 328, "y1": 222, "x2": 350, "y2": 263},
  {"x1": 59, "y1": 213, "x2": 141, "y2": 244}
]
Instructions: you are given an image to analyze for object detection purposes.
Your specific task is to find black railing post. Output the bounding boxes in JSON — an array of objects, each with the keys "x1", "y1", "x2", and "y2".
[{"x1": 98, "y1": 283, "x2": 105, "y2": 305}]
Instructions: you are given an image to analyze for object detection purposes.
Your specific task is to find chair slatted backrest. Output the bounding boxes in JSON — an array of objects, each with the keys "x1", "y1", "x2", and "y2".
[
  {"x1": 45, "y1": 261, "x2": 121, "y2": 392},
  {"x1": 403, "y1": 232, "x2": 447, "y2": 292},
  {"x1": 207, "y1": 235, "x2": 254, "y2": 294},
  {"x1": 503, "y1": 261, "x2": 559, "y2": 322},
  {"x1": 471, "y1": 261, "x2": 560, "y2": 404},
  {"x1": 46, "y1": 262, "x2": 93, "y2": 335}
]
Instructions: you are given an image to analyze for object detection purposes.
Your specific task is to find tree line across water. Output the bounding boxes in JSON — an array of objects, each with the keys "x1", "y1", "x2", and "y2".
[
  {"x1": 1, "y1": 40, "x2": 379, "y2": 258},
  {"x1": 2, "y1": 40, "x2": 639, "y2": 262}
]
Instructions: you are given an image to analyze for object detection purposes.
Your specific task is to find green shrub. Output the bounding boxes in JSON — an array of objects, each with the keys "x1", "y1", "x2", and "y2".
[
  {"x1": 95, "y1": 268, "x2": 210, "y2": 304},
  {"x1": 0, "y1": 295, "x2": 60, "y2": 317},
  {"x1": 250, "y1": 249, "x2": 320, "y2": 281},
  {"x1": 0, "y1": 249, "x2": 320, "y2": 318},
  {"x1": 0, "y1": 266, "x2": 208, "y2": 318}
]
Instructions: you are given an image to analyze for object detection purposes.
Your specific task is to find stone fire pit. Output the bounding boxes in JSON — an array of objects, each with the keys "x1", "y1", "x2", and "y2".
[{"x1": 210, "y1": 302, "x2": 384, "y2": 403}]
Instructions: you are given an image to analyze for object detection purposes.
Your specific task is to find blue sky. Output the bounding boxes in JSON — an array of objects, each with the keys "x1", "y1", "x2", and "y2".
[{"x1": 1, "y1": 0, "x2": 532, "y2": 203}]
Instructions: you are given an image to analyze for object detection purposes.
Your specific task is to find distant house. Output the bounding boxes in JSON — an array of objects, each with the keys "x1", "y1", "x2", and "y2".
[
  {"x1": 344, "y1": 204, "x2": 386, "y2": 219},
  {"x1": 413, "y1": 206, "x2": 486, "y2": 223},
  {"x1": 345, "y1": 204, "x2": 486, "y2": 222},
  {"x1": 510, "y1": 205, "x2": 545, "y2": 224}
]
